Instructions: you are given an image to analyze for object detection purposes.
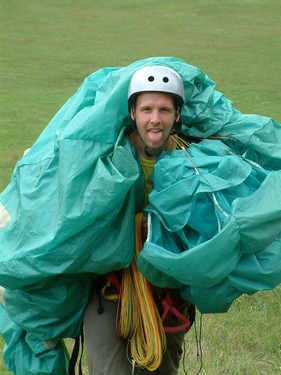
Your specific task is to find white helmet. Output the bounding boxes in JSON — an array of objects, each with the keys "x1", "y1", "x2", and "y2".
[{"x1": 128, "y1": 65, "x2": 184, "y2": 103}]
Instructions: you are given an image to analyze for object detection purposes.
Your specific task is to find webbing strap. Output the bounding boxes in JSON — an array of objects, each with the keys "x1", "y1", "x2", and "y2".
[
  {"x1": 161, "y1": 290, "x2": 191, "y2": 333},
  {"x1": 68, "y1": 329, "x2": 84, "y2": 375},
  {"x1": 161, "y1": 298, "x2": 191, "y2": 333}
]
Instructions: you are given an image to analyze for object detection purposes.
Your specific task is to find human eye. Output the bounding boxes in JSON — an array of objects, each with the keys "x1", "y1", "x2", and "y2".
[
  {"x1": 161, "y1": 107, "x2": 173, "y2": 113},
  {"x1": 140, "y1": 106, "x2": 151, "y2": 112}
]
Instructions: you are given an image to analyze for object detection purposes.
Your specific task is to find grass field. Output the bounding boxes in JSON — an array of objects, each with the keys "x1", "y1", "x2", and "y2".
[{"x1": 0, "y1": 0, "x2": 280, "y2": 374}]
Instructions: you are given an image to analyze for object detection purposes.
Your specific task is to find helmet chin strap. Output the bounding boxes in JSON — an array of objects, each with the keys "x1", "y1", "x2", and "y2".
[{"x1": 144, "y1": 146, "x2": 153, "y2": 157}]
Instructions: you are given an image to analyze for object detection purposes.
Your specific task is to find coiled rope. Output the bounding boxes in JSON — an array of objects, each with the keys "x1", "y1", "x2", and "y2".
[{"x1": 116, "y1": 212, "x2": 167, "y2": 371}]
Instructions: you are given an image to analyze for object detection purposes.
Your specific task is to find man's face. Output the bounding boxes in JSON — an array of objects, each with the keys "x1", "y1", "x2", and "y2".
[{"x1": 130, "y1": 92, "x2": 180, "y2": 157}]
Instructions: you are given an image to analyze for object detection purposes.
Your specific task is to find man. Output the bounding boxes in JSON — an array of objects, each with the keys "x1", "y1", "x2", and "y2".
[
  {"x1": 2, "y1": 57, "x2": 280, "y2": 375},
  {"x1": 84, "y1": 65, "x2": 194, "y2": 375}
]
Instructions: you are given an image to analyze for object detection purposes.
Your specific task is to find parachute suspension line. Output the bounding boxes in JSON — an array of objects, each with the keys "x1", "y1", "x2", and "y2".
[
  {"x1": 171, "y1": 135, "x2": 207, "y2": 156},
  {"x1": 116, "y1": 213, "x2": 167, "y2": 371},
  {"x1": 172, "y1": 134, "x2": 191, "y2": 150},
  {"x1": 131, "y1": 358, "x2": 136, "y2": 375},
  {"x1": 181, "y1": 312, "x2": 204, "y2": 375},
  {"x1": 172, "y1": 135, "x2": 230, "y2": 229},
  {"x1": 146, "y1": 212, "x2": 152, "y2": 242},
  {"x1": 182, "y1": 339, "x2": 188, "y2": 375},
  {"x1": 171, "y1": 136, "x2": 199, "y2": 175},
  {"x1": 211, "y1": 192, "x2": 229, "y2": 218},
  {"x1": 214, "y1": 202, "x2": 222, "y2": 233},
  {"x1": 194, "y1": 313, "x2": 203, "y2": 374},
  {"x1": 224, "y1": 147, "x2": 265, "y2": 170}
]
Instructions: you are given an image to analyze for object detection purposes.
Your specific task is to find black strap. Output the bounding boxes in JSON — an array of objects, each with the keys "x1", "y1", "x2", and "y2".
[{"x1": 68, "y1": 329, "x2": 84, "y2": 375}]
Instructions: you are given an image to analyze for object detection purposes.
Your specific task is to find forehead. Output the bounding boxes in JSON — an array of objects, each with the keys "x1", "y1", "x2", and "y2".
[{"x1": 135, "y1": 92, "x2": 175, "y2": 108}]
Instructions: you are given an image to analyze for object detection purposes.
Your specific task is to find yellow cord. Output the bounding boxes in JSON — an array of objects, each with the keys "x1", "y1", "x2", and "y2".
[{"x1": 117, "y1": 213, "x2": 167, "y2": 371}]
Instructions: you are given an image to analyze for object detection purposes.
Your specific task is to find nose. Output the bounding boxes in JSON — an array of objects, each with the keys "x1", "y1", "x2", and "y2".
[{"x1": 150, "y1": 110, "x2": 160, "y2": 124}]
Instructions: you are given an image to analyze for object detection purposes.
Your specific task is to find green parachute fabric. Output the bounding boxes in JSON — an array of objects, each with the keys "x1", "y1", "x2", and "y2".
[
  {"x1": 0, "y1": 56, "x2": 281, "y2": 373},
  {"x1": 0, "y1": 299, "x2": 68, "y2": 374},
  {"x1": 137, "y1": 140, "x2": 281, "y2": 312}
]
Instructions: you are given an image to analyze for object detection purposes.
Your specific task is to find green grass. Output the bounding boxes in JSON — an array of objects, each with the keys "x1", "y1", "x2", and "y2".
[
  {"x1": 1, "y1": 0, "x2": 280, "y2": 192},
  {"x1": 182, "y1": 288, "x2": 281, "y2": 375},
  {"x1": 0, "y1": 0, "x2": 281, "y2": 374}
]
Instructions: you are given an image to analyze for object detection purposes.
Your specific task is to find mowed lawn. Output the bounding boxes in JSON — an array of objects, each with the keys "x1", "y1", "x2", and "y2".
[{"x1": 0, "y1": 0, "x2": 280, "y2": 374}]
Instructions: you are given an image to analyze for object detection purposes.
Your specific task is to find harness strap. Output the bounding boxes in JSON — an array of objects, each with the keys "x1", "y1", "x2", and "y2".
[
  {"x1": 101, "y1": 273, "x2": 121, "y2": 301},
  {"x1": 161, "y1": 290, "x2": 191, "y2": 333},
  {"x1": 105, "y1": 274, "x2": 193, "y2": 334},
  {"x1": 107, "y1": 272, "x2": 121, "y2": 292}
]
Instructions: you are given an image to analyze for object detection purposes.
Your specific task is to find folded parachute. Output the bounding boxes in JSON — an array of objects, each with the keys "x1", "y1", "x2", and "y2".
[
  {"x1": 137, "y1": 139, "x2": 281, "y2": 312},
  {"x1": 0, "y1": 56, "x2": 281, "y2": 373}
]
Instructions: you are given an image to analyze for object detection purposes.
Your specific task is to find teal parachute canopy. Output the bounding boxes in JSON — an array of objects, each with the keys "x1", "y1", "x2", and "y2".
[
  {"x1": 0, "y1": 56, "x2": 281, "y2": 374},
  {"x1": 137, "y1": 140, "x2": 281, "y2": 312}
]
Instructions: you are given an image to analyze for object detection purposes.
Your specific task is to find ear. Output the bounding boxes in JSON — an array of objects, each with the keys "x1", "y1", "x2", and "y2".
[
  {"x1": 130, "y1": 108, "x2": 135, "y2": 121},
  {"x1": 175, "y1": 109, "x2": 181, "y2": 122}
]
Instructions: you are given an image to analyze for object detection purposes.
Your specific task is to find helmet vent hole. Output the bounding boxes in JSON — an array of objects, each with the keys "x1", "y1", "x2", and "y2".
[
  {"x1": 148, "y1": 75, "x2": 154, "y2": 82},
  {"x1": 163, "y1": 77, "x2": 169, "y2": 83}
]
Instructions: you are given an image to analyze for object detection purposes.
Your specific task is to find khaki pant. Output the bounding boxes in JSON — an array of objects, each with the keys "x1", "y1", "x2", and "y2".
[{"x1": 84, "y1": 289, "x2": 185, "y2": 375}]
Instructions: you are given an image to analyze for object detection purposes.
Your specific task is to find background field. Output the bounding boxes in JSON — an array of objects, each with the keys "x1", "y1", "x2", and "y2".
[{"x1": 0, "y1": 0, "x2": 280, "y2": 374}]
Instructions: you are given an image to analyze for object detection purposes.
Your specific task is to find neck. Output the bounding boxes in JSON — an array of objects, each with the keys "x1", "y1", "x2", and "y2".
[
  {"x1": 131, "y1": 134, "x2": 162, "y2": 160},
  {"x1": 143, "y1": 145, "x2": 162, "y2": 160},
  {"x1": 144, "y1": 146, "x2": 153, "y2": 158}
]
